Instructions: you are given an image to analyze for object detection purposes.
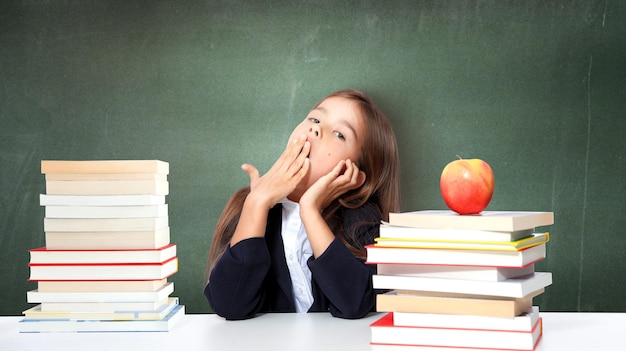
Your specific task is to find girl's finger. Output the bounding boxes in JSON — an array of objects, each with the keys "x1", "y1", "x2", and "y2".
[
  {"x1": 241, "y1": 163, "x2": 260, "y2": 183},
  {"x1": 340, "y1": 159, "x2": 355, "y2": 181},
  {"x1": 288, "y1": 134, "x2": 308, "y2": 157},
  {"x1": 293, "y1": 157, "x2": 310, "y2": 180},
  {"x1": 347, "y1": 161, "x2": 359, "y2": 184},
  {"x1": 277, "y1": 135, "x2": 307, "y2": 172},
  {"x1": 331, "y1": 159, "x2": 347, "y2": 178},
  {"x1": 285, "y1": 140, "x2": 310, "y2": 176}
]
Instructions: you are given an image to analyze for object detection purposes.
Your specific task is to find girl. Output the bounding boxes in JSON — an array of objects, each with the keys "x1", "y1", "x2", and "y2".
[{"x1": 204, "y1": 89, "x2": 400, "y2": 320}]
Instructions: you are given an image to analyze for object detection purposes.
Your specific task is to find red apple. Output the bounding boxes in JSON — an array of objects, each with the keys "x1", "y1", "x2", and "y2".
[{"x1": 440, "y1": 157, "x2": 494, "y2": 215}]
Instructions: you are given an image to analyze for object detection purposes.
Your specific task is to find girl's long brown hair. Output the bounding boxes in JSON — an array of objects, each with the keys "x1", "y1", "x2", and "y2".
[{"x1": 205, "y1": 89, "x2": 400, "y2": 281}]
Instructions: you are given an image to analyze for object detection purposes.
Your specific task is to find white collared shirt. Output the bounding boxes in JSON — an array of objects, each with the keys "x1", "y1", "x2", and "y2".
[{"x1": 279, "y1": 199, "x2": 314, "y2": 313}]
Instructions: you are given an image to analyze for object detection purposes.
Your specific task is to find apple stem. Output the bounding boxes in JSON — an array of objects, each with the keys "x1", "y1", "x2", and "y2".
[{"x1": 456, "y1": 155, "x2": 462, "y2": 160}]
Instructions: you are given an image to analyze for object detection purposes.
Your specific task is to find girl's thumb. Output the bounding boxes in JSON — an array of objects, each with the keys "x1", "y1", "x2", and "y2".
[{"x1": 241, "y1": 164, "x2": 259, "y2": 182}]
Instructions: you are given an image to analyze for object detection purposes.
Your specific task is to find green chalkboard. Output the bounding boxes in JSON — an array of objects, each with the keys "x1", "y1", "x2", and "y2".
[{"x1": 1, "y1": 0, "x2": 625, "y2": 315}]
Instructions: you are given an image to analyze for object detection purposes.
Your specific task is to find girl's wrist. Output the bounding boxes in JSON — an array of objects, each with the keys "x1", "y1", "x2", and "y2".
[
  {"x1": 230, "y1": 191, "x2": 273, "y2": 246},
  {"x1": 245, "y1": 190, "x2": 275, "y2": 211},
  {"x1": 299, "y1": 202, "x2": 323, "y2": 220}
]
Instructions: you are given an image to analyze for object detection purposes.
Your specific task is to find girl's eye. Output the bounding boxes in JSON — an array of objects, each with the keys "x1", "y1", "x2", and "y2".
[
  {"x1": 334, "y1": 131, "x2": 345, "y2": 140},
  {"x1": 309, "y1": 117, "x2": 320, "y2": 124}
]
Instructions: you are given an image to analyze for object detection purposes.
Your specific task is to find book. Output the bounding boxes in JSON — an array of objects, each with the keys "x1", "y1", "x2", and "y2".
[
  {"x1": 39, "y1": 298, "x2": 171, "y2": 312},
  {"x1": 29, "y1": 257, "x2": 178, "y2": 280},
  {"x1": 376, "y1": 263, "x2": 535, "y2": 281},
  {"x1": 44, "y1": 204, "x2": 169, "y2": 219},
  {"x1": 44, "y1": 216, "x2": 169, "y2": 232},
  {"x1": 29, "y1": 244, "x2": 176, "y2": 264},
  {"x1": 45, "y1": 180, "x2": 169, "y2": 195},
  {"x1": 44, "y1": 228, "x2": 171, "y2": 250},
  {"x1": 372, "y1": 272, "x2": 552, "y2": 298},
  {"x1": 371, "y1": 345, "x2": 540, "y2": 351},
  {"x1": 374, "y1": 232, "x2": 549, "y2": 251},
  {"x1": 388, "y1": 210, "x2": 554, "y2": 232},
  {"x1": 41, "y1": 160, "x2": 169, "y2": 175},
  {"x1": 45, "y1": 227, "x2": 170, "y2": 250},
  {"x1": 40, "y1": 194, "x2": 166, "y2": 206},
  {"x1": 37, "y1": 279, "x2": 168, "y2": 292},
  {"x1": 394, "y1": 306, "x2": 540, "y2": 331},
  {"x1": 19, "y1": 304, "x2": 184, "y2": 333},
  {"x1": 22, "y1": 298, "x2": 179, "y2": 321},
  {"x1": 379, "y1": 222, "x2": 534, "y2": 242},
  {"x1": 45, "y1": 173, "x2": 168, "y2": 181},
  {"x1": 27, "y1": 282, "x2": 174, "y2": 303},
  {"x1": 376, "y1": 290, "x2": 542, "y2": 318},
  {"x1": 370, "y1": 313, "x2": 542, "y2": 350},
  {"x1": 366, "y1": 243, "x2": 546, "y2": 268}
]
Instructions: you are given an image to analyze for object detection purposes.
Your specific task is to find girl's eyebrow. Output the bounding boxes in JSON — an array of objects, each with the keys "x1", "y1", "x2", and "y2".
[
  {"x1": 340, "y1": 120, "x2": 359, "y2": 141},
  {"x1": 313, "y1": 106, "x2": 328, "y2": 115},
  {"x1": 314, "y1": 106, "x2": 359, "y2": 141}
]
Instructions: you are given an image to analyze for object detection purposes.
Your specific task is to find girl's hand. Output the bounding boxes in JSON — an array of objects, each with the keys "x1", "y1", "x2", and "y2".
[
  {"x1": 299, "y1": 159, "x2": 366, "y2": 213},
  {"x1": 299, "y1": 159, "x2": 366, "y2": 257},
  {"x1": 241, "y1": 134, "x2": 311, "y2": 209}
]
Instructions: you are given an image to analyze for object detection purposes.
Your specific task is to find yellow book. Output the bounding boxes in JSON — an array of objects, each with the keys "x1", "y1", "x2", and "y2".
[
  {"x1": 41, "y1": 160, "x2": 169, "y2": 175},
  {"x1": 374, "y1": 232, "x2": 549, "y2": 251}
]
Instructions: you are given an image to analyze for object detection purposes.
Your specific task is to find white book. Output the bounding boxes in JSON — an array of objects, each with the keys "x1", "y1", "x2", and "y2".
[
  {"x1": 366, "y1": 243, "x2": 546, "y2": 268},
  {"x1": 27, "y1": 282, "x2": 174, "y2": 303},
  {"x1": 379, "y1": 222, "x2": 534, "y2": 242},
  {"x1": 19, "y1": 304, "x2": 184, "y2": 333},
  {"x1": 389, "y1": 210, "x2": 554, "y2": 232},
  {"x1": 376, "y1": 263, "x2": 535, "y2": 282},
  {"x1": 393, "y1": 306, "x2": 540, "y2": 331},
  {"x1": 45, "y1": 204, "x2": 168, "y2": 218},
  {"x1": 40, "y1": 194, "x2": 166, "y2": 206},
  {"x1": 39, "y1": 298, "x2": 170, "y2": 312},
  {"x1": 372, "y1": 272, "x2": 552, "y2": 298},
  {"x1": 37, "y1": 279, "x2": 168, "y2": 293},
  {"x1": 44, "y1": 216, "x2": 169, "y2": 232},
  {"x1": 22, "y1": 298, "x2": 179, "y2": 321}
]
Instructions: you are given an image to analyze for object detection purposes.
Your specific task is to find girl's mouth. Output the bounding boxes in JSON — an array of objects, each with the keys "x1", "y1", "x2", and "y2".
[{"x1": 305, "y1": 138, "x2": 311, "y2": 158}]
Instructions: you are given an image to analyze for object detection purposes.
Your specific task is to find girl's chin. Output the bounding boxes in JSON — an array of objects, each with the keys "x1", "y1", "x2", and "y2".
[
  {"x1": 287, "y1": 188, "x2": 305, "y2": 203},
  {"x1": 289, "y1": 178, "x2": 314, "y2": 201}
]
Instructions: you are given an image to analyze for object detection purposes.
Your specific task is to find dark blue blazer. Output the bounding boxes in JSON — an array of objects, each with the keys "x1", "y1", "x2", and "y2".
[{"x1": 204, "y1": 202, "x2": 381, "y2": 320}]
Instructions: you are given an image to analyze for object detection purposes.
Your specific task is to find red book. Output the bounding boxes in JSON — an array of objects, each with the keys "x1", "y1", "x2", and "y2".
[
  {"x1": 370, "y1": 313, "x2": 542, "y2": 350},
  {"x1": 29, "y1": 244, "x2": 176, "y2": 264},
  {"x1": 29, "y1": 257, "x2": 178, "y2": 281}
]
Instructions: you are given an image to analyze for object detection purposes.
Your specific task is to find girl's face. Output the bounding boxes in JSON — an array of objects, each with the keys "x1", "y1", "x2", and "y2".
[{"x1": 288, "y1": 96, "x2": 365, "y2": 197}]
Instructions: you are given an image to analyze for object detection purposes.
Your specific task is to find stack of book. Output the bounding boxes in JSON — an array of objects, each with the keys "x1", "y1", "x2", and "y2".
[
  {"x1": 367, "y1": 210, "x2": 554, "y2": 351},
  {"x1": 19, "y1": 160, "x2": 184, "y2": 333}
]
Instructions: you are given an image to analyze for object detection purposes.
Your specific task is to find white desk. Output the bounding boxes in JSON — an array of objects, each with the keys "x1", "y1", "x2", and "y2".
[{"x1": 1, "y1": 312, "x2": 624, "y2": 351}]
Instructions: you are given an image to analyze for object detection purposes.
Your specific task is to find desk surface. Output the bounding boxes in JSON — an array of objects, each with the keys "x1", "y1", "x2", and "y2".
[{"x1": 1, "y1": 312, "x2": 624, "y2": 351}]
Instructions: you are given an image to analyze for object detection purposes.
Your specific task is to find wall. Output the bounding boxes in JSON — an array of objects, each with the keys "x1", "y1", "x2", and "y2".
[{"x1": 1, "y1": 0, "x2": 625, "y2": 315}]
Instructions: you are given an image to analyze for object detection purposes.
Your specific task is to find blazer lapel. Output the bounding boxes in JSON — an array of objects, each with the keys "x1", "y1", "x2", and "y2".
[{"x1": 266, "y1": 204, "x2": 296, "y2": 310}]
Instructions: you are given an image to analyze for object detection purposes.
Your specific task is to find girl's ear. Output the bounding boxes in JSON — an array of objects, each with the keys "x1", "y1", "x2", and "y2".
[{"x1": 356, "y1": 171, "x2": 366, "y2": 188}]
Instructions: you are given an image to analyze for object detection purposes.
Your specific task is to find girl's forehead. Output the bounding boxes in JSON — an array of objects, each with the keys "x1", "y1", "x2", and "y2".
[
  {"x1": 316, "y1": 97, "x2": 365, "y2": 138},
  {"x1": 315, "y1": 97, "x2": 361, "y2": 120},
  {"x1": 317, "y1": 95, "x2": 353, "y2": 108}
]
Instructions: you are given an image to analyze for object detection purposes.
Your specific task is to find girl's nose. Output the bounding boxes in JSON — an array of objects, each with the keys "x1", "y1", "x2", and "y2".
[{"x1": 309, "y1": 125, "x2": 320, "y2": 137}]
